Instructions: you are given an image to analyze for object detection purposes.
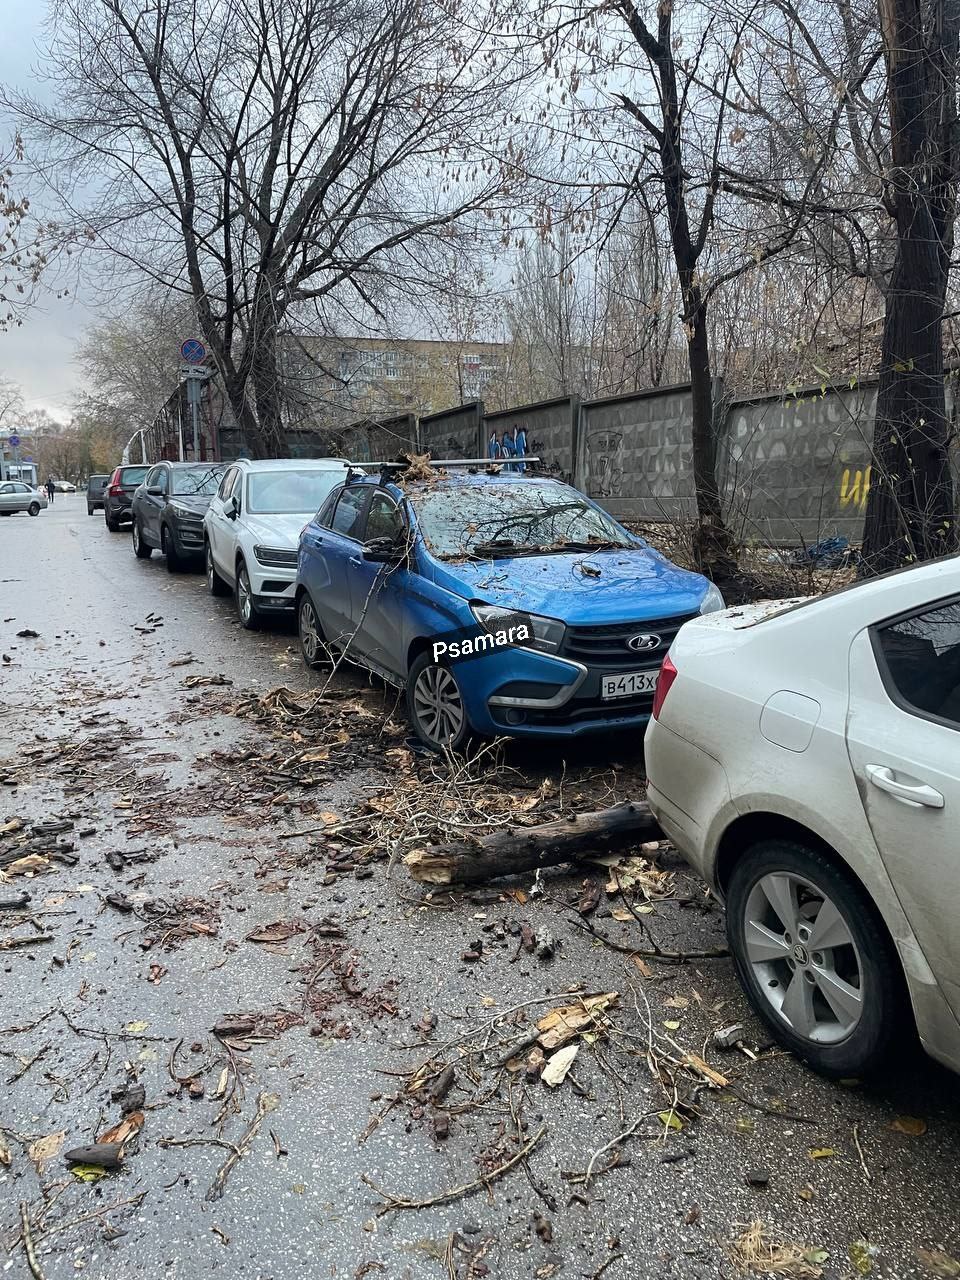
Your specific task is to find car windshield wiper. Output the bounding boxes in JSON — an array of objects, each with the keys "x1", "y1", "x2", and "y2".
[
  {"x1": 467, "y1": 539, "x2": 547, "y2": 558},
  {"x1": 554, "y1": 538, "x2": 633, "y2": 551}
]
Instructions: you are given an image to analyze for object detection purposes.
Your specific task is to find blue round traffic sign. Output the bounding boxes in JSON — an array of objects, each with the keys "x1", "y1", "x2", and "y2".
[
  {"x1": 180, "y1": 338, "x2": 207, "y2": 364},
  {"x1": 7, "y1": 434, "x2": 20, "y2": 447}
]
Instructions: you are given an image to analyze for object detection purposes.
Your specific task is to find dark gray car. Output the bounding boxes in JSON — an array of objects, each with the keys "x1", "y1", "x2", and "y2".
[
  {"x1": 86, "y1": 474, "x2": 111, "y2": 515},
  {"x1": 131, "y1": 461, "x2": 225, "y2": 572},
  {"x1": 104, "y1": 465, "x2": 150, "y2": 530}
]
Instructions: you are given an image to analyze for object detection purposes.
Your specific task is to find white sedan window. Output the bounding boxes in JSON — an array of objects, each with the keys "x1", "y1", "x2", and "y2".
[{"x1": 877, "y1": 600, "x2": 960, "y2": 728}]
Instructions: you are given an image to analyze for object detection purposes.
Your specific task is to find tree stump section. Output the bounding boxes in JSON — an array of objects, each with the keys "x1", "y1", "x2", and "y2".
[{"x1": 404, "y1": 801, "x2": 660, "y2": 885}]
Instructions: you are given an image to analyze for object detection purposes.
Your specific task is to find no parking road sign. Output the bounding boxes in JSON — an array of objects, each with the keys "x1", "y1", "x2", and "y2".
[
  {"x1": 7, "y1": 434, "x2": 20, "y2": 448},
  {"x1": 179, "y1": 337, "x2": 207, "y2": 365}
]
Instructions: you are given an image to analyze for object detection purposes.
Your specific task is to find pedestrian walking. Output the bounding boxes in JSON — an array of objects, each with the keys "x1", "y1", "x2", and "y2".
[{"x1": 46, "y1": 477, "x2": 56, "y2": 503}]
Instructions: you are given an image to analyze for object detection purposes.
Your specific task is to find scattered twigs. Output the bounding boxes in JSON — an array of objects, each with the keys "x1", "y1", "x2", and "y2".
[
  {"x1": 582, "y1": 1110, "x2": 663, "y2": 1186},
  {"x1": 726, "y1": 1087, "x2": 815, "y2": 1125},
  {"x1": 205, "y1": 1092, "x2": 277, "y2": 1202},
  {"x1": 362, "y1": 1124, "x2": 547, "y2": 1215},
  {"x1": 588, "y1": 1253, "x2": 625, "y2": 1279},
  {"x1": 33, "y1": 1193, "x2": 147, "y2": 1243},
  {"x1": 570, "y1": 916, "x2": 729, "y2": 963},
  {"x1": 159, "y1": 1136, "x2": 241, "y2": 1157},
  {"x1": 0, "y1": 931, "x2": 53, "y2": 952},
  {"x1": 20, "y1": 1203, "x2": 46, "y2": 1280},
  {"x1": 5, "y1": 1046, "x2": 49, "y2": 1086},
  {"x1": 852, "y1": 1121, "x2": 872, "y2": 1183}
]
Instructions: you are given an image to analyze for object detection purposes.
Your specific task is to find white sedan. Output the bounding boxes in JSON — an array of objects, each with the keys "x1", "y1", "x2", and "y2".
[{"x1": 644, "y1": 555, "x2": 960, "y2": 1078}]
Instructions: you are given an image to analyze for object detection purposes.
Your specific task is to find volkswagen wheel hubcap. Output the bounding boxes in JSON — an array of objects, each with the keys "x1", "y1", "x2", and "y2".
[
  {"x1": 300, "y1": 602, "x2": 319, "y2": 661},
  {"x1": 238, "y1": 569, "x2": 251, "y2": 622}
]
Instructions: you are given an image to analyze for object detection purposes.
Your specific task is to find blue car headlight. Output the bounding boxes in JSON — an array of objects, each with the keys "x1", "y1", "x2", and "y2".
[
  {"x1": 699, "y1": 583, "x2": 726, "y2": 614},
  {"x1": 471, "y1": 604, "x2": 566, "y2": 655}
]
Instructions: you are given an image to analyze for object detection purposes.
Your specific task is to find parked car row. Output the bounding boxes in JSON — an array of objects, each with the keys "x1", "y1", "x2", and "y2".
[{"x1": 106, "y1": 451, "x2": 960, "y2": 1084}]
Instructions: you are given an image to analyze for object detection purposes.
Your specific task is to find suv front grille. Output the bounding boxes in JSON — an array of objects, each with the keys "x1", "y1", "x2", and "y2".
[{"x1": 560, "y1": 613, "x2": 695, "y2": 669}]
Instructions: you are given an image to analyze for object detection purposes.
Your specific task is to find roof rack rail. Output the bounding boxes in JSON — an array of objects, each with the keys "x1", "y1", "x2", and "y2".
[{"x1": 347, "y1": 457, "x2": 542, "y2": 469}]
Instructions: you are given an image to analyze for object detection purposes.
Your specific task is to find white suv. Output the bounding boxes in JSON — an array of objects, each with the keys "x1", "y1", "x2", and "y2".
[
  {"x1": 204, "y1": 458, "x2": 348, "y2": 628},
  {"x1": 644, "y1": 556, "x2": 960, "y2": 1079}
]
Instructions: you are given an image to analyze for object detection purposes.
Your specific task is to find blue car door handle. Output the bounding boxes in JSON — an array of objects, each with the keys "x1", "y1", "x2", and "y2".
[{"x1": 349, "y1": 555, "x2": 362, "y2": 566}]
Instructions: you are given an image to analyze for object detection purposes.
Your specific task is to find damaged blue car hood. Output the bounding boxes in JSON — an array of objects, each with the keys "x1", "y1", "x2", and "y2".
[{"x1": 429, "y1": 546, "x2": 709, "y2": 624}]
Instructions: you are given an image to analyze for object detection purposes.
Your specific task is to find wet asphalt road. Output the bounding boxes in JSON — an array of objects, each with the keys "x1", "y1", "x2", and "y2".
[{"x1": 1, "y1": 496, "x2": 960, "y2": 1280}]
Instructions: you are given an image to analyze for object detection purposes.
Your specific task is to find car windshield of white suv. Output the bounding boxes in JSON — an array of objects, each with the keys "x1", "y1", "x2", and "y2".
[
  {"x1": 413, "y1": 481, "x2": 634, "y2": 558},
  {"x1": 172, "y1": 466, "x2": 224, "y2": 496},
  {"x1": 247, "y1": 469, "x2": 345, "y2": 514}
]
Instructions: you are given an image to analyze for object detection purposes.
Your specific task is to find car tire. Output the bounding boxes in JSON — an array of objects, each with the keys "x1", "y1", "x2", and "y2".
[
  {"x1": 28, "y1": 502, "x2": 41, "y2": 517},
  {"x1": 298, "y1": 593, "x2": 327, "y2": 669},
  {"x1": 105, "y1": 515, "x2": 120, "y2": 532},
  {"x1": 162, "y1": 525, "x2": 185, "y2": 573},
  {"x1": 726, "y1": 839, "x2": 909, "y2": 1077},
  {"x1": 132, "y1": 518, "x2": 152, "y2": 559},
  {"x1": 206, "y1": 542, "x2": 231, "y2": 597},
  {"x1": 406, "y1": 650, "x2": 475, "y2": 754},
  {"x1": 87, "y1": 506, "x2": 93, "y2": 516},
  {"x1": 235, "y1": 559, "x2": 261, "y2": 630}
]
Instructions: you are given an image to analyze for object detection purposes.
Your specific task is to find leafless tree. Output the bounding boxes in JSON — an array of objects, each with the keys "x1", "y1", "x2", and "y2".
[
  {"x1": 7, "y1": 0, "x2": 535, "y2": 457},
  {"x1": 860, "y1": 0, "x2": 959, "y2": 570},
  {"x1": 0, "y1": 134, "x2": 49, "y2": 331}
]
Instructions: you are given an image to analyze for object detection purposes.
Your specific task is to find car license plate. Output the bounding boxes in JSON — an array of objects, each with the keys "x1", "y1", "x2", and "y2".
[{"x1": 600, "y1": 670, "x2": 658, "y2": 700}]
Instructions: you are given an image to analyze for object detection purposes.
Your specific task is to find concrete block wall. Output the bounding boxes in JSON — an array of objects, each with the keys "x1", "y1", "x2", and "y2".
[
  {"x1": 340, "y1": 414, "x2": 418, "y2": 463},
  {"x1": 578, "y1": 385, "x2": 698, "y2": 523},
  {"x1": 419, "y1": 402, "x2": 485, "y2": 459},
  {"x1": 341, "y1": 374, "x2": 960, "y2": 546}
]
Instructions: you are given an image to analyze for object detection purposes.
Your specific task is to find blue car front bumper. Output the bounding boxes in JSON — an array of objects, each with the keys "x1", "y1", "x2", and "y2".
[{"x1": 454, "y1": 646, "x2": 656, "y2": 739}]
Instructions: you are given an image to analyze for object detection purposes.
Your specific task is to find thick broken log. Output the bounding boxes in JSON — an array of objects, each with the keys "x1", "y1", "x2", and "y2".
[{"x1": 405, "y1": 801, "x2": 660, "y2": 885}]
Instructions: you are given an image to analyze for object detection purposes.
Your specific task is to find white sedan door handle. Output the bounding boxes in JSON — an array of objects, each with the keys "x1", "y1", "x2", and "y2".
[{"x1": 865, "y1": 764, "x2": 944, "y2": 809}]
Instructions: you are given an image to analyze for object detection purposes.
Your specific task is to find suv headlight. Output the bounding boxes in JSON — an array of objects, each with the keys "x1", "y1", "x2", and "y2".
[
  {"x1": 699, "y1": 583, "x2": 726, "y2": 614},
  {"x1": 170, "y1": 503, "x2": 199, "y2": 520},
  {"x1": 471, "y1": 603, "x2": 566, "y2": 654}
]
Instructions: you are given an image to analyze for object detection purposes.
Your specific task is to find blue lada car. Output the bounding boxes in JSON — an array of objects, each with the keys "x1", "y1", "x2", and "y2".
[{"x1": 295, "y1": 464, "x2": 723, "y2": 750}]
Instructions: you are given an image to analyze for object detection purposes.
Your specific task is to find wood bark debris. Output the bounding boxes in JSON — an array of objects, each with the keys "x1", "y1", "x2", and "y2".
[{"x1": 404, "y1": 802, "x2": 660, "y2": 885}]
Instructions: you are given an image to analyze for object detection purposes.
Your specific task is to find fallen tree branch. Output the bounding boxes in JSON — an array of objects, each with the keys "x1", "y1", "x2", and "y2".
[
  {"x1": 0, "y1": 934, "x2": 54, "y2": 951},
  {"x1": 362, "y1": 1124, "x2": 547, "y2": 1214},
  {"x1": 571, "y1": 917, "x2": 729, "y2": 963},
  {"x1": 205, "y1": 1092, "x2": 277, "y2": 1202},
  {"x1": 405, "y1": 802, "x2": 659, "y2": 885}
]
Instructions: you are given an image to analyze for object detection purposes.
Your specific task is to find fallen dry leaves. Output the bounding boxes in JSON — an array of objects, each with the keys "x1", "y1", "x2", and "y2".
[{"x1": 727, "y1": 1220, "x2": 826, "y2": 1277}]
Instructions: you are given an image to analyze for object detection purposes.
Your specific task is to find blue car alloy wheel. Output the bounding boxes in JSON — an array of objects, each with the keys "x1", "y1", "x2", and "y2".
[{"x1": 295, "y1": 467, "x2": 723, "y2": 752}]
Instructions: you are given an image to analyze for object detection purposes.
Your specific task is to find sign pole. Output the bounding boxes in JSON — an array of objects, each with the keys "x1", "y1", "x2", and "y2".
[{"x1": 178, "y1": 339, "x2": 209, "y2": 462}]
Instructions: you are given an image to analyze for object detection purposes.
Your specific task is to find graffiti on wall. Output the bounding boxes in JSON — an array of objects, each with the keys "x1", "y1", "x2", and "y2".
[
  {"x1": 529, "y1": 438, "x2": 571, "y2": 483},
  {"x1": 587, "y1": 429, "x2": 624, "y2": 498},
  {"x1": 839, "y1": 465, "x2": 872, "y2": 510}
]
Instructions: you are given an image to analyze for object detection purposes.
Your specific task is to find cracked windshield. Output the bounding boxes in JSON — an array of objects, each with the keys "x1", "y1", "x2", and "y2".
[{"x1": 414, "y1": 481, "x2": 634, "y2": 556}]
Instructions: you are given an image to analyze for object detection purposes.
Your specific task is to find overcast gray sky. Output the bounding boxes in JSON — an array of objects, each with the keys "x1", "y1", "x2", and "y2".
[{"x1": 0, "y1": 4, "x2": 92, "y2": 421}]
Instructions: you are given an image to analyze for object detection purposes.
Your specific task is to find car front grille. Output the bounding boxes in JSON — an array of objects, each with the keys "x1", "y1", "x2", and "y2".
[
  {"x1": 560, "y1": 613, "x2": 696, "y2": 670},
  {"x1": 491, "y1": 692, "x2": 654, "y2": 729}
]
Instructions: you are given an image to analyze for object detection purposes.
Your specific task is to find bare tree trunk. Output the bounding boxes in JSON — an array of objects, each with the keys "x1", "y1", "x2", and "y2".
[
  {"x1": 615, "y1": 0, "x2": 738, "y2": 581},
  {"x1": 250, "y1": 283, "x2": 286, "y2": 458},
  {"x1": 862, "y1": 0, "x2": 960, "y2": 572},
  {"x1": 685, "y1": 292, "x2": 736, "y2": 575}
]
